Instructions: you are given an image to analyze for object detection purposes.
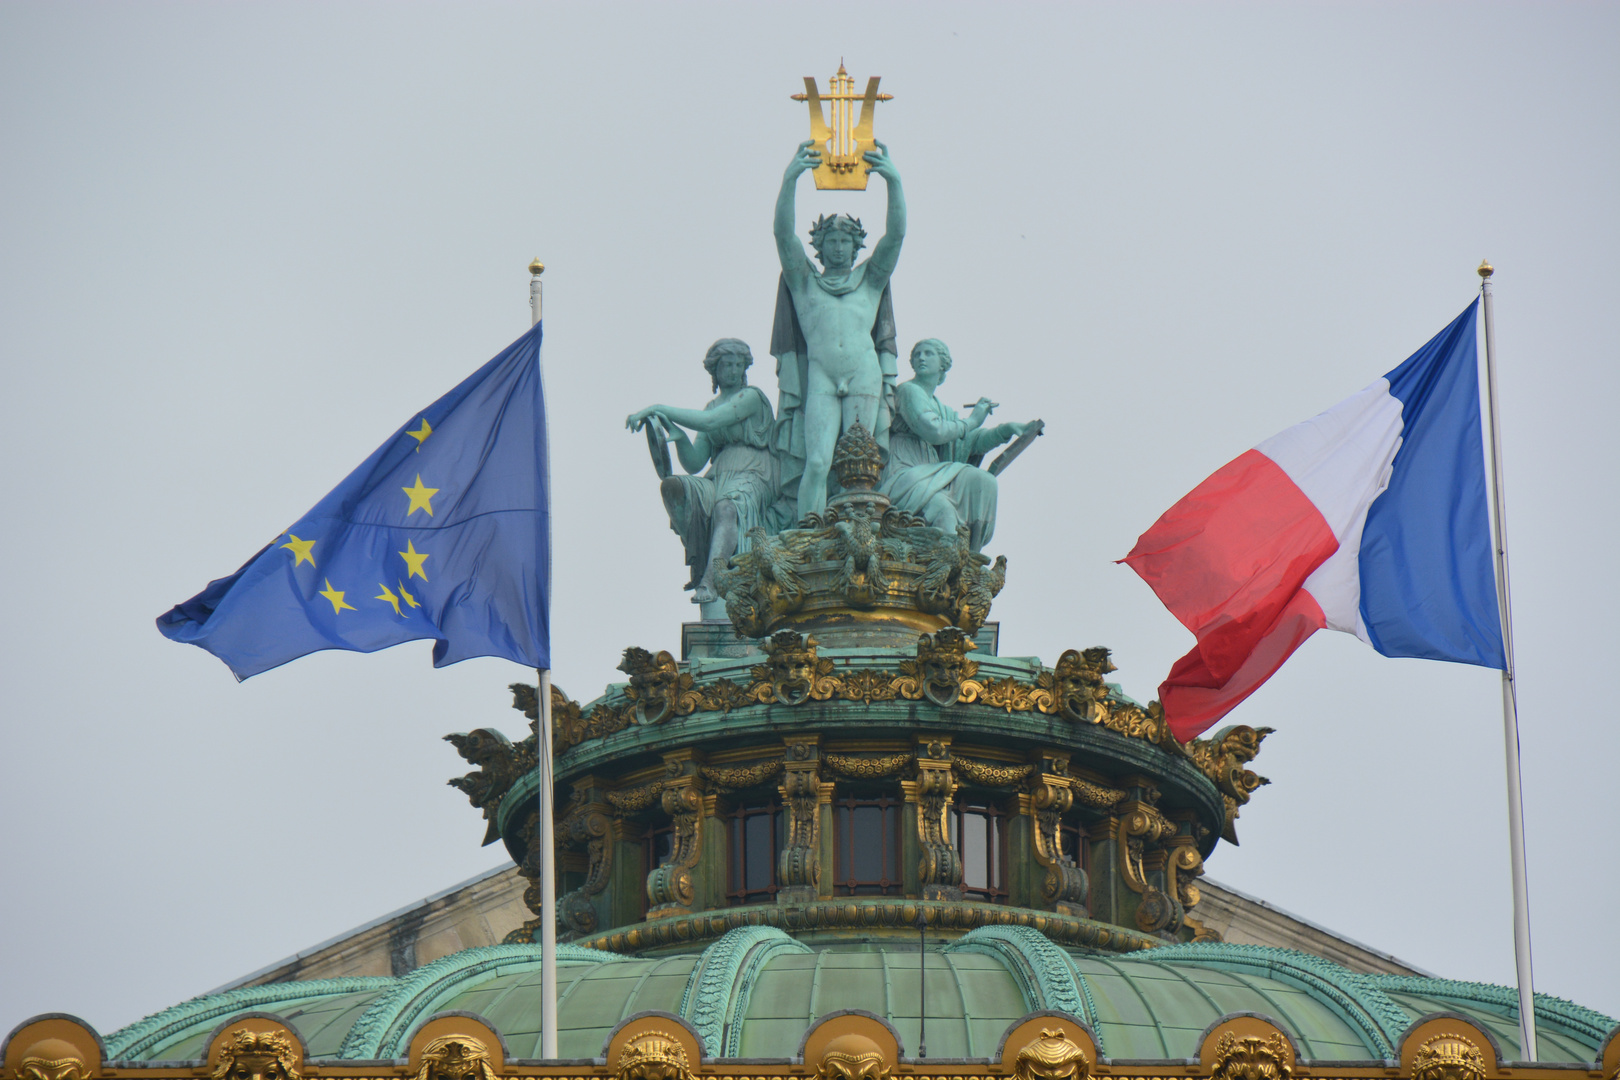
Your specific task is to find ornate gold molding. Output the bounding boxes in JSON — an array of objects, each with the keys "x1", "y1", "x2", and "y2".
[
  {"x1": 14, "y1": 1048, "x2": 89, "y2": 1080},
  {"x1": 211, "y1": 1030, "x2": 301, "y2": 1080},
  {"x1": 1410, "y1": 1035, "x2": 1486, "y2": 1080},
  {"x1": 415, "y1": 1037, "x2": 497, "y2": 1080},
  {"x1": 1013, "y1": 1029, "x2": 1091, "y2": 1080},
  {"x1": 1209, "y1": 1033, "x2": 1291, "y2": 1080},
  {"x1": 815, "y1": 1034, "x2": 891, "y2": 1080},
  {"x1": 616, "y1": 1031, "x2": 694, "y2": 1080}
]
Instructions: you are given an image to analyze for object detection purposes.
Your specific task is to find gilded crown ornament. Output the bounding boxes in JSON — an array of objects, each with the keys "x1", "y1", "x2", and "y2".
[{"x1": 1411, "y1": 1034, "x2": 1487, "y2": 1080}]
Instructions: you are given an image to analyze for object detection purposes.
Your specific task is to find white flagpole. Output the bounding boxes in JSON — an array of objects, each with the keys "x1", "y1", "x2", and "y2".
[
  {"x1": 1478, "y1": 260, "x2": 1537, "y2": 1061},
  {"x1": 529, "y1": 258, "x2": 559, "y2": 1060}
]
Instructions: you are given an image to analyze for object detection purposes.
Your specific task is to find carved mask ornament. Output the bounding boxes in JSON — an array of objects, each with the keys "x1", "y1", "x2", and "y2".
[
  {"x1": 815, "y1": 1034, "x2": 890, "y2": 1080},
  {"x1": 1411, "y1": 1035, "x2": 1487, "y2": 1080},
  {"x1": 415, "y1": 1037, "x2": 497, "y2": 1080},
  {"x1": 1013, "y1": 1029, "x2": 1091, "y2": 1080},
  {"x1": 615, "y1": 1032, "x2": 692, "y2": 1080},
  {"x1": 210, "y1": 1031, "x2": 300, "y2": 1080},
  {"x1": 16, "y1": 1039, "x2": 91, "y2": 1080}
]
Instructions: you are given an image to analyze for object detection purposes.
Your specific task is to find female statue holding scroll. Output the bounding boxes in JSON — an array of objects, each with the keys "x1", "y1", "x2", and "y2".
[{"x1": 880, "y1": 339, "x2": 1032, "y2": 553}]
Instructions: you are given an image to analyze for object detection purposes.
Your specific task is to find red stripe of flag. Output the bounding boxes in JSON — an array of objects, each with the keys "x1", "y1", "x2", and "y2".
[{"x1": 1121, "y1": 449, "x2": 1339, "y2": 739}]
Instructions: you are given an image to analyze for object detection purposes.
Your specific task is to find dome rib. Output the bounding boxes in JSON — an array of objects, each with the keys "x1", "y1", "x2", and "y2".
[
  {"x1": 106, "y1": 979, "x2": 395, "y2": 1061},
  {"x1": 1368, "y1": 975, "x2": 1617, "y2": 1052},
  {"x1": 1137, "y1": 943, "x2": 1407, "y2": 1058},
  {"x1": 678, "y1": 926, "x2": 812, "y2": 1057},
  {"x1": 337, "y1": 943, "x2": 616, "y2": 1060},
  {"x1": 943, "y1": 927, "x2": 1094, "y2": 1035}
]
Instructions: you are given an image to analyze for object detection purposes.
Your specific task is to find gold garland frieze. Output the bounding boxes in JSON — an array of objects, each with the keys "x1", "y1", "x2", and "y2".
[
  {"x1": 952, "y1": 756, "x2": 1036, "y2": 787},
  {"x1": 699, "y1": 758, "x2": 785, "y2": 790},
  {"x1": 605, "y1": 781, "x2": 665, "y2": 813},
  {"x1": 1069, "y1": 777, "x2": 1128, "y2": 809},
  {"x1": 823, "y1": 752, "x2": 915, "y2": 779}
]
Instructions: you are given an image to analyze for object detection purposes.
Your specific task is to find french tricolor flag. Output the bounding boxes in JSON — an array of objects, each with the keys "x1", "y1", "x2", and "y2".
[{"x1": 1124, "y1": 301, "x2": 1507, "y2": 741}]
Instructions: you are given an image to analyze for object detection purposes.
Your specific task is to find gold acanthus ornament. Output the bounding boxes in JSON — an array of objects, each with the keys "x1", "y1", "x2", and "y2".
[
  {"x1": 415, "y1": 1037, "x2": 497, "y2": 1080},
  {"x1": 211, "y1": 1031, "x2": 301, "y2": 1080},
  {"x1": 1410, "y1": 1035, "x2": 1487, "y2": 1080},
  {"x1": 616, "y1": 1031, "x2": 693, "y2": 1080},
  {"x1": 1013, "y1": 1030, "x2": 1092, "y2": 1080},
  {"x1": 14, "y1": 1042, "x2": 91, "y2": 1080},
  {"x1": 814, "y1": 1034, "x2": 891, "y2": 1080},
  {"x1": 1209, "y1": 1033, "x2": 1292, "y2": 1080}
]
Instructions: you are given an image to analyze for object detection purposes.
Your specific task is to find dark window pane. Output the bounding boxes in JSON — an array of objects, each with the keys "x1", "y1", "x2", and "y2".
[
  {"x1": 745, "y1": 811, "x2": 773, "y2": 892},
  {"x1": 851, "y1": 806, "x2": 883, "y2": 880},
  {"x1": 962, "y1": 813, "x2": 988, "y2": 889}
]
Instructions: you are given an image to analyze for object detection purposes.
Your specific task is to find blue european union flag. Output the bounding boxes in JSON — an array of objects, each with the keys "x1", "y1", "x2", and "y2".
[{"x1": 158, "y1": 323, "x2": 550, "y2": 679}]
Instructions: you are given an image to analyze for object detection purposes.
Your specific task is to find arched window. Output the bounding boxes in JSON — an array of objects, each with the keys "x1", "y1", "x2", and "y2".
[
  {"x1": 951, "y1": 801, "x2": 1008, "y2": 903},
  {"x1": 832, "y1": 792, "x2": 903, "y2": 895},
  {"x1": 726, "y1": 799, "x2": 783, "y2": 904}
]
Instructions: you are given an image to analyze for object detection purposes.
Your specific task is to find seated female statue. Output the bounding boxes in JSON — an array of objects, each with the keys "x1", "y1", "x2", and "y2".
[
  {"x1": 880, "y1": 338, "x2": 1031, "y2": 552},
  {"x1": 626, "y1": 339, "x2": 781, "y2": 604}
]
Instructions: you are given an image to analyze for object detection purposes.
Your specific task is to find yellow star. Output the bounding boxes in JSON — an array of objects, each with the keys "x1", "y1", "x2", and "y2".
[
  {"x1": 406, "y1": 417, "x2": 432, "y2": 450},
  {"x1": 398, "y1": 539, "x2": 430, "y2": 580},
  {"x1": 318, "y1": 579, "x2": 356, "y2": 614},
  {"x1": 280, "y1": 534, "x2": 317, "y2": 567},
  {"x1": 397, "y1": 580, "x2": 421, "y2": 609},
  {"x1": 375, "y1": 582, "x2": 403, "y2": 616},
  {"x1": 402, "y1": 474, "x2": 439, "y2": 517}
]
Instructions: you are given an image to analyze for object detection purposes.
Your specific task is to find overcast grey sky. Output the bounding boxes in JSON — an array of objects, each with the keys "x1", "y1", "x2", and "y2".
[{"x1": 3, "y1": 0, "x2": 1617, "y2": 1042}]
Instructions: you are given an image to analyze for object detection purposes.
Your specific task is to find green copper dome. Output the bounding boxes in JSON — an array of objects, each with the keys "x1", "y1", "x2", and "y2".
[{"x1": 103, "y1": 931, "x2": 1613, "y2": 1066}]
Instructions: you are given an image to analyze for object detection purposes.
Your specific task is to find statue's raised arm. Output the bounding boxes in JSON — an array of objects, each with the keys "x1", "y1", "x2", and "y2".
[
  {"x1": 770, "y1": 141, "x2": 908, "y2": 522},
  {"x1": 774, "y1": 141, "x2": 821, "y2": 287},
  {"x1": 861, "y1": 140, "x2": 905, "y2": 282}
]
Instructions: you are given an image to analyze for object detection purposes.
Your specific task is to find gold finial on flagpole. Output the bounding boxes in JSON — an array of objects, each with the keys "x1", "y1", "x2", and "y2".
[
  {"x1": 529, "y1": 258, "x2": 545, "y2": 276},
  {"x1": 1478, "y1": 258, "x2": 1494, "y2": 279}
]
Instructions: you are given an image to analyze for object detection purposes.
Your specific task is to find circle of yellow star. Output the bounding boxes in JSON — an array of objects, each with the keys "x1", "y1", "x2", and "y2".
[
  {"x1": 375, "y1": 583, "x2": 403, "y2": 616},
  {"x1": 406, "y1": 417, "x2": 432, "y2": 450},
  {"x1": 397, "y1": 580, "x2": 421, "y2": 609},
  {"x1": 398, "y1": 539, "x2": 430, "y2": 580},
  {"x1": 280, "y1": 534, "x2": 316, "y2": 567},
  {"x1": 402, "y1": 474, "x2": 439, "y2": 517},
  {"x1": 318, "y1": 579, "x2": 356, "y2": 614}
]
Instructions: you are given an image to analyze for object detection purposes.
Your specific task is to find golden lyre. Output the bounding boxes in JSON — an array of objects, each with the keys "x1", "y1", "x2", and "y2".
[{"x1": 791, "y1": 62, "x2": 893, "y2": 190}]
